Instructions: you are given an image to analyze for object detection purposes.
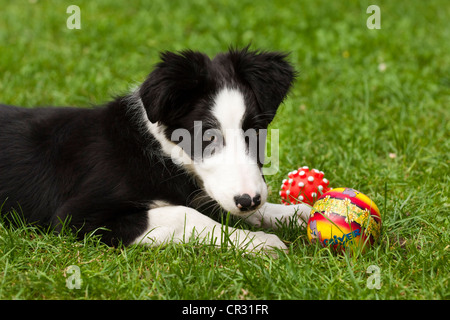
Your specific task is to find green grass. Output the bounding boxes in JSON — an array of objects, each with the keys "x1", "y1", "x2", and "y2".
[{"x1": 0, "y1": 0, "x2": 449, "y2": 300}]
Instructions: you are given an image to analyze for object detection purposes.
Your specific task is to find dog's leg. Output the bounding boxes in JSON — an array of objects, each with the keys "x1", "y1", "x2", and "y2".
[
  {"x1": 243, "y1": 202, "x2": 312, "y2": 230},
  {"x1": 131, "y1": 205, "x2": 287, "y2": 255}
]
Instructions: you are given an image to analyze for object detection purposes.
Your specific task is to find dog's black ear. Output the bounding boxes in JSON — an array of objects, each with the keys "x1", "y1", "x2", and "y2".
[
  {"x1": 140, "y1": 50, "x2": 212, "y2": 124},
  {"x1": 225, "y1": 47, "x2": 296, "y2": 118}
]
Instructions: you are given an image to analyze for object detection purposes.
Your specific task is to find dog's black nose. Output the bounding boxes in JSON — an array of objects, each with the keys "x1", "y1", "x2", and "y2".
[{"x1": 234, "y1": 193, "x2": 261, "y2": 211}]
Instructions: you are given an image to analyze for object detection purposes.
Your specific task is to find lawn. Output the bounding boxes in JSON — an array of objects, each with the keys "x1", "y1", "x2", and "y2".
[{"x1": 0, "y1": 0, "x2": 448, "y2": 300}]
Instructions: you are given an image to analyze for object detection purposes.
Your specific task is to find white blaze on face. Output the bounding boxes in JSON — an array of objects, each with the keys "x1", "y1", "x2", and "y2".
[{"x1": 194, "y1": 87, "x2": 268, "y2": 215}]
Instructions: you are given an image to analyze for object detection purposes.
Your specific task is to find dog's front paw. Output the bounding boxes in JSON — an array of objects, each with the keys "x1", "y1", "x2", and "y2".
[
  {"x1": 243, "y1": 202, "x2": 312, "y2": 230},
  {"x1": 239, "y1": 231, "x2": 288, "y2": 257}
]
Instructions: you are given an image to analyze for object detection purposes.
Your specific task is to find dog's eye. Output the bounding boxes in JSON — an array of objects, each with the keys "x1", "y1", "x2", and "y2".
[
  {"x1": 202, "y1": 128, "x2": 223, "y2": 159},
  {"x1": 203, "y1": 129, "x2": 221, "y2": 143},
  {"x1": 204, "y1": 131, "x2": 216, "y2": 142}
]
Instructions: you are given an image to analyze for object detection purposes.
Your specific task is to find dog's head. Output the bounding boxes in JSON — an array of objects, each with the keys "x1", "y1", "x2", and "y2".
[{"x1": 139, "y1": 47, "x2": 296, "y2": 215}]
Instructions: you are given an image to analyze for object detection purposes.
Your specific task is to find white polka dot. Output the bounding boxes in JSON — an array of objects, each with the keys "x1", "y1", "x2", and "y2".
[
  {"x1": 308, "y1": 176, "x2": 314, "y2": 182},
  {"x1": 298, "y1": 182, "x2": 305, "y2": 187},
  {"x1": 299, "y1": 171, "x2": 305, "y2": 176}
]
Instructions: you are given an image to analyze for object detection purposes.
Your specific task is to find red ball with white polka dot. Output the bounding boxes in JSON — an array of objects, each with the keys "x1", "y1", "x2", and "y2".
[{"x1": 279, "y1": 166, "x2": 331, "y2": 206}]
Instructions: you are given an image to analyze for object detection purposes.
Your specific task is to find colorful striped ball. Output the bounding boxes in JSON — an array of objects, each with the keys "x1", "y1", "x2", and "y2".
[{"x1": 307, "y1": 188, "x2": 382, "y2": 252}]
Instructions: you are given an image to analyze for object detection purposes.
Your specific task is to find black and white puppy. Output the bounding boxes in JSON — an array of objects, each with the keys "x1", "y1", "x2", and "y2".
[{"x1": 0, "y1": 48, "x2": 310, "y2": 254}]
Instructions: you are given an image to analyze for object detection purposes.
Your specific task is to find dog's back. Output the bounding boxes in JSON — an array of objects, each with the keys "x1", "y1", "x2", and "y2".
[
  {"x1": 0, "y1": 100, "x2": 200, "y2": 244},
  {"x1": 0, "y1": 104, "x2": 103, "y2": 224}
]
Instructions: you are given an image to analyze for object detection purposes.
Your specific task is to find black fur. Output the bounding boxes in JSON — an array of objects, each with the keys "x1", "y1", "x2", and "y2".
[{"x1": 0, "y1": 48, "x2": 295, "y2": 246}]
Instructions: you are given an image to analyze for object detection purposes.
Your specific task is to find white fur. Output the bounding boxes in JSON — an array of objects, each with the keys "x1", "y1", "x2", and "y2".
[
  {"x1": 244, "y1": 202, "x2": 312, "y2": 229},
  {"x1": 132, "y1": 205, "x2": 288, "y2": 256}
]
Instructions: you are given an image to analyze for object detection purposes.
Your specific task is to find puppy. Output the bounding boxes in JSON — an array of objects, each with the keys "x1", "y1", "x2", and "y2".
[{"x1": 0, "y1": 48, "x2": 310, "y2": 254}]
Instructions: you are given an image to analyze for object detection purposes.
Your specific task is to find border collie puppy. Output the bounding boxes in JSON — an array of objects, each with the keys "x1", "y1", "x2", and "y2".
[{"x1": 0, "y1": 48, "x2": 310, "y2": 254}]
